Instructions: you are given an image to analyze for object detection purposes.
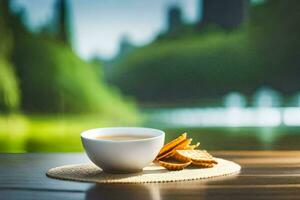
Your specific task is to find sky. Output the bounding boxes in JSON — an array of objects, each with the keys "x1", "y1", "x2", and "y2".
[{"x1": 13, "y1": 0, "x2": 199, "y2": 60}]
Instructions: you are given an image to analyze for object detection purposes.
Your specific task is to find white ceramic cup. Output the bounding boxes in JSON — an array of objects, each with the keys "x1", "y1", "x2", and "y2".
[{"x1": 81, "y1": 127, "x2": 165, "y2": 173}]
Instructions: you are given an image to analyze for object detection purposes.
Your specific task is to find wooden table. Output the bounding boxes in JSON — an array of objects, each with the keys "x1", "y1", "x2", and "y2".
[{"x1": 1, "y1": 151, "x2": 299, "y2": 200}]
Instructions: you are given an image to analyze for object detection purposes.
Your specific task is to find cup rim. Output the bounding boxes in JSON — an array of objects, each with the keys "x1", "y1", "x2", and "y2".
[{"x1": 81, "y1": 127, "x2": 165, "y2": 143}]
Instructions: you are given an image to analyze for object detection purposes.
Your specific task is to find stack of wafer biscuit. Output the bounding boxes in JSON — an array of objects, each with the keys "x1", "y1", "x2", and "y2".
[{"x1": 155, "y1": 133, "x2": 217, "y2": 171}]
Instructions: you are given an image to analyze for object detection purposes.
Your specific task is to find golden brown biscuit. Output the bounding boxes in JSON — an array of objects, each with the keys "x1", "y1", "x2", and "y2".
[
  {"x1": 158, "y1": 159, "x2": 192, "y2": 171},
  {"x1": 165, "y1": 138, "x2": 193, "y2": 158},
  {"x1": 156, "y1": 133, "x2": 187, "y2": 158},
  {"x1": 192, "y1": 161, "x2": 214, "y2": 168},
  {"x1": 156, "y1": 138, "x2": 193, "y2": 160},
  {"x1": 172, "y1": 150, "x2": 192, "y2": 163},
  {"x1": 156, "y1": 138, "x2": 192, "y2": 160},
  {"x1": 155, "y1": 149, "x2": 174, "y2": 161},
  {"x1": 175, "y1": 150, "x2": 217, "y2": 164}
]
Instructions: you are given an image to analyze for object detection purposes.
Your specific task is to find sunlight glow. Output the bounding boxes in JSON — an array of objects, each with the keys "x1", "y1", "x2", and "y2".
[
  {"x1": 151, "y1": 107, "x2": 298, "y2": 128},
  {"x1": 283, "y1": 107, "x2": 300, "y2": 126}
]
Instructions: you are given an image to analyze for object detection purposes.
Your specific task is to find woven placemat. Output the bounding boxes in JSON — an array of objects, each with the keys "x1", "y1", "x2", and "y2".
[{"x1": 46, "y1": 158, "x2": 240, "y2": 184}]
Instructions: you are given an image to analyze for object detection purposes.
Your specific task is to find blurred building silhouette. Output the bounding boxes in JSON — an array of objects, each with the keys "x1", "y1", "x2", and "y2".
[
  {"x1": 1, "y1": 0, "x2": 9, "y2": 20},
  {"x1": 35, "y1": 0, "x2": 72, "y2": 46},
  {"x1": 161, "y1": 0, "x2": 249, "y2": 38},
  {"x1": 55, "y1": 0, "x2": 71, "y2": 45},
  {"x1": 167, "y1": 5, "x2": 184, "y2": 35},
  {"x1": 199, "y1": 0, "x2": 249, "y2": 29},
  {"x1": 107, "y1": 34, "x2": 136, "y2": 66},
  {"x1": 100, "y1": 34, "x2": 136, "y2": 75},
  {"x1": 118, "y1": 35, "x2": 135, "y2": 59}
]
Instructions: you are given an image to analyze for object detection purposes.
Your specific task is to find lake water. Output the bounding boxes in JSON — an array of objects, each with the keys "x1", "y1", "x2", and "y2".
[{"x1": 143, "y1": 107, "x2": 300, "y2": 150}]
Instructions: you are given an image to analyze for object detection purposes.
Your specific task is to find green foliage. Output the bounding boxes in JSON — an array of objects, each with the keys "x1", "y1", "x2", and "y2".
[
  {"x1": 110, "y1": 30, "x2": 264, "y2": 102},
  {"x1": 110, "y1": 0, "x2": 300, "y2": 103},
  {"x1": 12, "y1": 36, "x2": 138, "y2": 119},
  {"x1": 249, "y1": 0, "x2": 300, "y2": 93},
  {"x1": 0, "y1": 1, "x2": 139, "y2": 121},
  {"x1": 0, "y1": 114, "x2": 141, "y2": 152},
  {"x1": 0, "y1": 4, "x2": 20, "y2": 112},
  {"x1": 0, "y1": 58, "x2": 20, "y2": 112}
]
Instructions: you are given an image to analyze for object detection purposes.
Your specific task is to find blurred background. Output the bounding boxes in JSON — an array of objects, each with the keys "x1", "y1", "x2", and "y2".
[{"x1": 0, "y1": 0, "x2": 299, "y2": 152}]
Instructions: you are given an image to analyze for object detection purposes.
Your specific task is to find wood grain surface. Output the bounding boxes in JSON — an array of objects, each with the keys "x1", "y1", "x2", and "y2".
[{"x1": 0, "y1": 151, "x2": 299, "y2": 200}]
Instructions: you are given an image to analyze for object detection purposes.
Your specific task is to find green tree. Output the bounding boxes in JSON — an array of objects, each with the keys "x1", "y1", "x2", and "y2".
[
  {"x1": 0, "y1": 1, "x2": 138, "y2": 119},
  {"x1": 0, "y1": 1, "x2": 20, "y2": 112},
  {"x1": 109, "y1": 30, "x2": 263, "y2": 103},
  {"x1": 249, "y1": 0, "x2": 300, "y2": 94}
]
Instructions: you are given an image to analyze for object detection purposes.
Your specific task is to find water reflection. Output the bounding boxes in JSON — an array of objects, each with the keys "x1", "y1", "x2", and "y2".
[
  {"x1": 85, "y1": 184, "x2": 159, "y2": 200},
  {"x1": 224, "y1": 92, "x2": 246, "y2": 108},
  {"x1": 253, "y1": 87, "x2": 281, "y2": 107},
  {"x1": 146, "y1": 107, "x2": 300, "y2": 128},
  {"x1": 146, "y1": 87, "x2": 300, "y2": 128},
  {"x1": 283, "y1": 108, "x2": 300, "y2": 126},
  {"x1": 85, "y1": 175, "x2": 240, "y2": 200},
  {"x1": 145, "y1": 107, "x2": 300, "y2": 150}
]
